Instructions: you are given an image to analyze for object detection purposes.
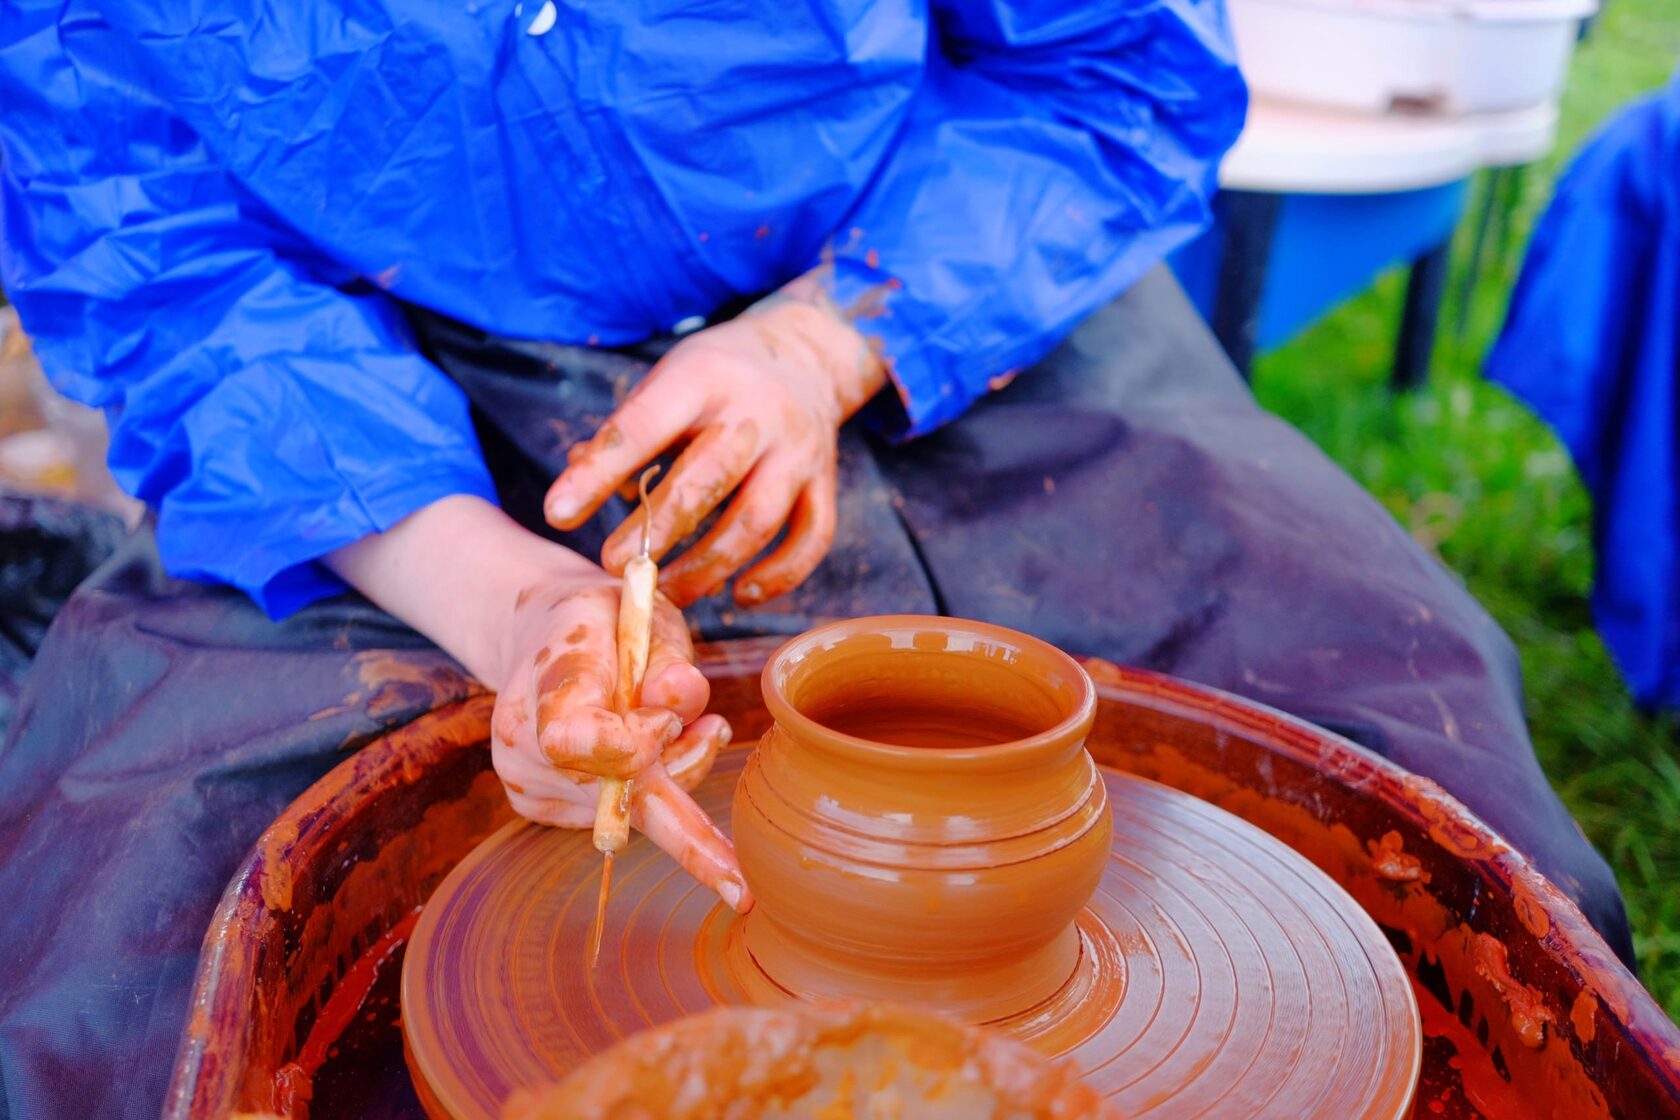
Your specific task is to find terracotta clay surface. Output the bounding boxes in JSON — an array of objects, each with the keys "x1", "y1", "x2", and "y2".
[
  {"x1": 733, "y1": 617, "x2": 1111, "y2": 1022},
  {"x1": 401, "y1": 745, "x2": 1420, "y2": 1118},
  {"x1": 499, "y1": 1003, "x2": 1123, "y2": 1120}
]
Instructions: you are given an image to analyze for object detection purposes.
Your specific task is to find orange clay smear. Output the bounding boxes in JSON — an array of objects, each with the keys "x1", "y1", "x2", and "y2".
[
  {"x1": 1471, "y1": 934, "x2": 1555, "y2": 1050},
  {"x1": 499, "y1": 1004, "x2": 1123, "y2": 1120}
]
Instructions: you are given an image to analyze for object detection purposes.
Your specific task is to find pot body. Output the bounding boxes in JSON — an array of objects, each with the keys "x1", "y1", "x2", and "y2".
[{"x1": 732, "y1": 616, "x2": 1110, "y2": 1021}]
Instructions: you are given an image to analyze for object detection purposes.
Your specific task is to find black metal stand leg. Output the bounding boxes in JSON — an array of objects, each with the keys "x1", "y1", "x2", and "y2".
[
  {"x1": 1456, "y1": 169, "x2": 1501, "y2": 340},
  {"x1": 1210, "y1": 191, "x2": 1283, "y2": 381},
  {"x1": 1393, "y1": 238, "x2": 1452, "y2": 391}
]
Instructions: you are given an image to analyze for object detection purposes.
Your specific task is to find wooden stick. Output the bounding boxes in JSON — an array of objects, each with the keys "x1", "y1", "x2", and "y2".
[
  {"x1": 594, "y1": 553, "x2": 656, "y2": 855},
  {"x1": 589, "y1": 466, "x2": 661, "y2": 968}
]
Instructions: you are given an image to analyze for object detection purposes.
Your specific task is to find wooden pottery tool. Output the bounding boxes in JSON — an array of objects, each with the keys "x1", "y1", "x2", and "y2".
[{"x1": 587, "y1": 466, "x2": 660, "y2": 968}]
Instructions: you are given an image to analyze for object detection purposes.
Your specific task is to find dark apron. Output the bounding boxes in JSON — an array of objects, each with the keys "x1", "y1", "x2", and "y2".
[{"x1": 0, "y1": 268, "x2": 1632, "y2": 1118}]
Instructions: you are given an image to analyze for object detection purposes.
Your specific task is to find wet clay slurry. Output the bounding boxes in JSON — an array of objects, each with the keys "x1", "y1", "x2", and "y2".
[
  {"x1": 402, "y1": 761, "x2": 1421, "y2": 1118},
  {"x1": 732, "y1": 617, "x2": 1111, "y2": 1023}
]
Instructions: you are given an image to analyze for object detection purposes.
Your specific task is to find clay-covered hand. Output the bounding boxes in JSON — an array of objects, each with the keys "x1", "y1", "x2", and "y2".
[
  {"x1": 543, "y1": 275, "x2": 888, "y2": 608},
  {"x1": 489, "y1": 577, "x2": 751, "y2": 912}
]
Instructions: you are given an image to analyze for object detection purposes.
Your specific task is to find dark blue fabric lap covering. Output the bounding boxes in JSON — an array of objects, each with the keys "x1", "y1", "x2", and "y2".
[
  {"x1": 1485, "y1": 73, "x2": 1680, "y2": 709},
  {"x1": 0, "y1": 270, "x2": 1633, "y2": 1117}
]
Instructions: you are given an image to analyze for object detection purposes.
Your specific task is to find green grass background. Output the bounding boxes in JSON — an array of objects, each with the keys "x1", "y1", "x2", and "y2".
[{"x1": 1249, "y1": 3, "x2": 1680, "y2": 1018}]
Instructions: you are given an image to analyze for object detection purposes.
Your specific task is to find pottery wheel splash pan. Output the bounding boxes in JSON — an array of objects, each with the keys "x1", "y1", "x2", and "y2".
[{"x1": 401, "y1": 747, "x2": 1420, "y2": 1119}]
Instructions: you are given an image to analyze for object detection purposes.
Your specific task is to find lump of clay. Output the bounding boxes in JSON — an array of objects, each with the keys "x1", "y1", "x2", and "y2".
[{"x1": 499, "y1": 1003, "x2": 1122, "y2": 1120}]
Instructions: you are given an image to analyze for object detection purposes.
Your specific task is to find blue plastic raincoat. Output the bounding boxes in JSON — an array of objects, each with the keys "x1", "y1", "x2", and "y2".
[
  {"x1": 1485, "y1": 74, "x2": 1680, "y2": 709},
  {"x1": 0, "y1": 0, "x2": 1245, "y2": 616}
]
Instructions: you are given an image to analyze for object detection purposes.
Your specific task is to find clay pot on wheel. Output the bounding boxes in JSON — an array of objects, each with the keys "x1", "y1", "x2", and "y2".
[{"x1": 732, "y1": 615, "x2": 1110, "y2": 1023}]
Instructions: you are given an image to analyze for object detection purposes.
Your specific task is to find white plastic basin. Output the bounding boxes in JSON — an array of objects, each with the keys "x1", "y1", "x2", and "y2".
[{"x1": 1228, "y1": 0, "x2": 1596, "y2": 115}]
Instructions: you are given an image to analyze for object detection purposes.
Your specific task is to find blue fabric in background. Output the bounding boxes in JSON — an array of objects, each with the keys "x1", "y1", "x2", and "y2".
[
  {"x1": 0, "y1": 0, "x2": 1245, "y2": 616},
  {"x1": 1485, "y1": 73, "x2": 1680, "y2": 709}
]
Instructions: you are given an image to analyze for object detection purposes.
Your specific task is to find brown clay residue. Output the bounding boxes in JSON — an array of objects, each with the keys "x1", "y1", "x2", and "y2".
[
  {"x1": 1406, "y1": 774, "x2": 1508, "y2": 861},
  {"x1": 535, "y1": 650, "x2": 595, "y2": 696},
  {"x1": 187, "y1": 999, "x2": 212, "y2": 1043},
  {"x1": 1081, "y1": 658, "x2": 1128, "y2": 690},
  {"x1": 173, "y1": 695, "x2": 502, "y2": 1115},
  {"x1": 308, "y1": 651, "x2": 482, "y2": 728},
  {"x1": 843, "y1": 276, "x2": 902, "y2": 323},
  {"x1": 1114, "y1": 728, "x2": 1629, "y2": 1119},
  {"x1": 1472, "y1": 933, "x2": 1554, "y2": 1049},
  {"x1": 1512, "y1": 879, "x2": 1552, "y2": 940},
  {"x1": 1367, "y1": 830, "x2": 1430, "y2": 884},
  {"x1": 1571, "y1": 991, "x2": 1598, "y2": 1044},
  {"x1": 271, "y1": 1062, "x2": 311, "y2": 1114},
  {"x1": 1416, "y1": 972, "x2": 1530, "y2": 1119},
  {"x1": 270, "y1": 907, "x2": 421, "y2": 1112},
  {"x1": 259, "y1": 820, "x2": 299, "y2": 912},
  {"x1": 1597, "y1": 971, "x2": 1631, "y2": 1025}
]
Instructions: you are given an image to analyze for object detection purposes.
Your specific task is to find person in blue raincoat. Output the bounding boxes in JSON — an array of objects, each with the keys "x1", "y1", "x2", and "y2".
[
  {"x1": 1, "y1": 0, "x2": 1249, "y2": 908},
  {"x1": 1486, "y1": 72, "x2": 1680, "y2": 710},
  {"x1": 0, "y1": 1, "x2": 1634, "y2": 1114}
]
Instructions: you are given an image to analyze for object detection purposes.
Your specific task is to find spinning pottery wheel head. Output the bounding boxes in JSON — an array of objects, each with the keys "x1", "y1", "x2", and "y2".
[{"x1": 402, "y1": 619, "x2": 1420, "y2": 1118}]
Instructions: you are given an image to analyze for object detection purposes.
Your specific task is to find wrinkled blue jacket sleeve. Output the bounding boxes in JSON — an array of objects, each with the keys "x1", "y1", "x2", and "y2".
[
  {"x1": 828, "y1": 1, "x2": 1247, "y2": 436},
  {"x1": 0, "y1": 3, "x2": 496, "y2": 617}
]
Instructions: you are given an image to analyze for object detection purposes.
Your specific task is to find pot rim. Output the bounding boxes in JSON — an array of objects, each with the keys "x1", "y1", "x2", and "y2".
[{"x1": 759, "y1": 614, "x2": 1097, "y2": 770}]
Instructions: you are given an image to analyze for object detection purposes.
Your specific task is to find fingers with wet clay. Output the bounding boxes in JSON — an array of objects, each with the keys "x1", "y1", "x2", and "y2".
[
  {"x1": 505, "y1": 789, "x2": 597, "y2": 830},
  {"x1": 662, "y1": 714, "x2": 732, "y2": 792},
  {"x1": 533, "y1": 589, "x2": 675, "y2": 780},
  {"x1": 659, "y1": 455, "x2": 805, "y2": 606},
  {"x1": 639, "y1": 600, "x2": 710, "y2": 720},
  {"x1": 633, "y1": 763, "x2": 752, "y2": 912},
  {"x1": 600, "y1": 420, "x2": 761, "y2": 573},
  {"x1": 544, "y1": 371, "x2": 704, "y2": 530},
  {"x1": 735, "y1": 461, "x2": 838, "y2": 607}
]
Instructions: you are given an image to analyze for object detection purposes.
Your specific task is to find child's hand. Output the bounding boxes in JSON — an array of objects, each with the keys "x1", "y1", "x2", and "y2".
[
  {"x1": 489, "y1": 577, "x2": 749, "y2": 912},
  {"x1": 326, "y1": 495, "x2": 750, "y2": 913},
  {"x1": 543, "y1": 275, "x2": 887, "y2": 608}
]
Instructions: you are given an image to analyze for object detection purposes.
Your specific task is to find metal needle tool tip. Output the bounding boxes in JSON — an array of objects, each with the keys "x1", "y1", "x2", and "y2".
[
  {"x1": 589, "y1": 851, "x2": 613, "y2": 968},
  {"x1": 637, "y1": 464, "x2": 659, "y2": 557}
]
